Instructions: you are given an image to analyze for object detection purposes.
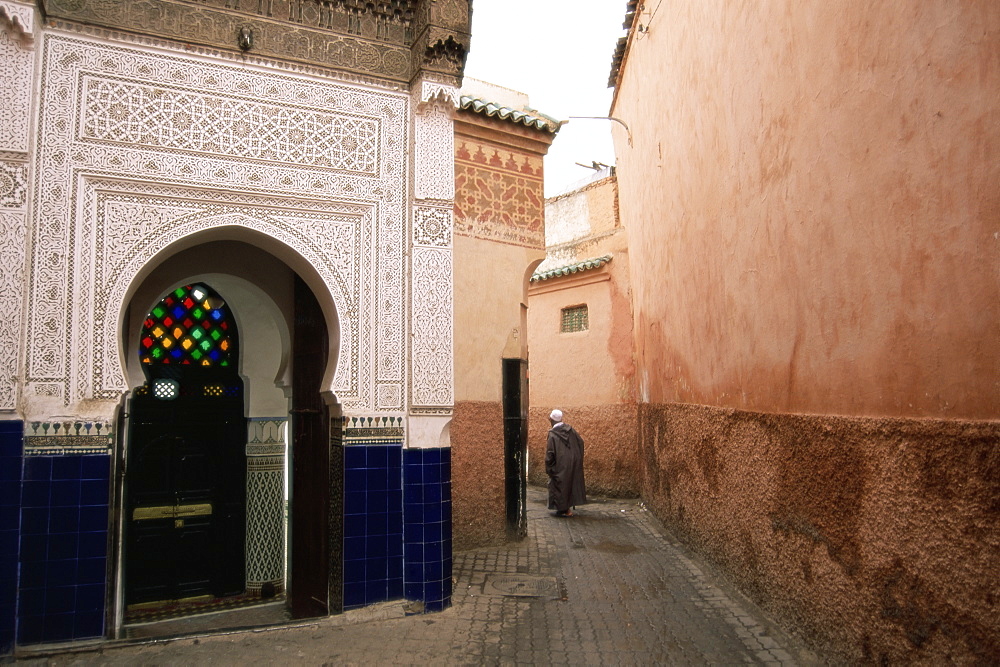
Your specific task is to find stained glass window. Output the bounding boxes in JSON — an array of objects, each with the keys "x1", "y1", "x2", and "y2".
[{"x1": 139, "y1": 284, "x2": 238, "y2": 367}]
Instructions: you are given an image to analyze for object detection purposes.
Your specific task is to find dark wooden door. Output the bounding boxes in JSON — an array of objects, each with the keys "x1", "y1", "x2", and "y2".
[
  {"x1": 289, "y1": 275, "x2": 330, "y2": 618},
  {"x1": 125, "y1": 386, "x2": 246, "y2": 606}
]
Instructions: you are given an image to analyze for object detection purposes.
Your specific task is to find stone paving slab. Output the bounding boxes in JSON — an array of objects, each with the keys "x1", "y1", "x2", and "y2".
[{"x1": 22, "y1": 487, "x2": 819, "y2": 665}]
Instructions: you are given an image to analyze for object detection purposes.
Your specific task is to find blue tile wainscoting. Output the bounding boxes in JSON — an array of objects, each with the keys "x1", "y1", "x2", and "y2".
[
  {"x1": 16, "y1": 451, "x2": 111, "y2": 646},
  {"x1": 0, "y1": 420, "x2": 24, "y2": 656},
  {"x1": 343, "y1": 444, "x2": 405, "y2": 609},
  {"x1": 341, "y1": 443, "x2": 453, "y2": 613},
  {"x1": 403, "y1": 447, "x2": 453, "y2": 612}
]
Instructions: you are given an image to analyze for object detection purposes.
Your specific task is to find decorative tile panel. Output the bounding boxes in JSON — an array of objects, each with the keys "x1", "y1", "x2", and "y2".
[{"x1": 246, "y1": 418, "x2": 286, "y2": 594}]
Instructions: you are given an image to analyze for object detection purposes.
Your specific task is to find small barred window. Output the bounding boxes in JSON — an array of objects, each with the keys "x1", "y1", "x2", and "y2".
[{"x1": 560, "y1": 305, "x2": 589, "y2": 333}]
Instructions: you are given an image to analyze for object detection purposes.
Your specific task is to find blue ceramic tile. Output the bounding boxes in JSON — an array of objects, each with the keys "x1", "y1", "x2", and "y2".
[
  {"x1": 344, "y1": 513, "x2": 365, "y2": 538},
  {"x1": 20, "y1": 507, "x2": 48, "y2": 534},
  {"x1": 0, "y1": 420, "x2": 22, "y2": 434},
  {"x1": 0, "y1": 504, "x2": 18, "y2": 530},
  {"x1": 79, "y1": 506, "x2": 108, "y2": 533},
  {"x1": 46, "y1": 560, "x2": 78, "y2": 588},
  {"x1": 367, "y1": 491, "x2": 388, "y2": 514},
  {"x1": 51, "y1": 456, "x2": 82, "y2": 481},
  {"x1": 41, "y1": 612, "x2": 74, "y2": 643},
  {"x1": 424, "y1": 580, "x2": 443, "y2": 602},
  {"x1": 17, "y1": 614, "x2": 45, "y2": 645},
  {"x1": 343, "y1": 582, "x2": 365, "y2": 609},
  {"x1": 45, "y1": 586, "x2": 76, "y2": 615},
  {"x1": 426, "y1": 561, "x2": 443, "y2": 582},
  {"x1": 49, "y1": 507, "x2": 80, "y2": 534},
  {"x1": 73, "y1": 611, "x2": 104, "y2": 639},
  {"x1": 403, "y1": 483, "x2": 421, "y2": 505},
  {"x1": 387, "y1": 511, "x2": 403, "y2": 535},
  {"x1": 20, "y1": 481, "x2": 49, "y2": 508},
  {"x1": 388, "y1": 556, "x2": 403, "y2": 580},
  {"x1": 388, "y1": 577, "x2": 403, "y2": 599},
  {"x1": 344, "y1": 491, "x2": 366, "y2": 516},
  {"x1": 0, "y1": 457, "x2": 21, "y2": 482},
  {"x1": 78, "y1": 532, "x2": 107, "y2": 559},
  {"x1": 80, "y1": 456, "x2": 109, "y2": 481},
  {"x1": 423, "y1": 502, "x2": 441, "y2": 523},
  {"x1": 424, "y1": 541, "x2": 442, "y2": 564},
  {"x1": 75, "y1": 583, "x2": 104, "y2": 613},
  {"x1": 18, "y1": 561, "x2": 45, "y2": 588},
  {"x1": 0, "y1": 530, "x2": 17, "y2": 563},
  {"x1": 365, "y1": 535, "x2": 386, "y2": 558},
  {"x1": 405, "y1": 524, "x2": 423, "y2": 544},
  {"x1": 366, "y1": 513, "x2": 387, "y2": 536},
  {"x1": 76, "y1": 557, "x2": 106, "y2": 586},
  {"x1": 23, "y1": 458, "x2": 50, "y2": 483},
  {"x1": 344, "y1": 447, "x2": 366, "y2": 469},
  {"x1": 80, "y1": 479, "x2": 110, "y2": 506},
  {"x1": 17, "y1": 589, "x2": 45, "y2": 617},
  {"x1": 365, "y1": 579, "x2": 387, "y2": 604},
  {"x1": 386, "y1": 446, "x2": 402, "y2": 469},
  {"x1": 367, "y1": 446, "x2": 387, "y2": 468},
  {"x1": 423, "y1": 464, "x2": 441, "y2": 484},
  {"x1": 424, "y1": 483, "x2": 442, "y2": 504},
  {"x1": 50, "y1": 479, "x2": 81, "y2": 507},
  {"x1": 343, "y1": 559, "x2": 365, "y2": 584},
  {"x1": 47, "y1": 532, "x2": 79, "y2": 561},
  {"x1": 343, "y1": 535, "x2": 365, "y2": 559},
  {"x1": 404, "y1": 582, "x2": 421, "y2": 601},
  {"x1": 404, "y1": 543, "x2": 422, "y2": 563},
  {"x1": 366, "y1": 468, "x2": 386, "y2": 491},
  {"x1": 344, "y1": 472, "x2": 365, "y2": 494},
  {"x1": 0, "y1": 482, "x2": 18, "y2": 507}
]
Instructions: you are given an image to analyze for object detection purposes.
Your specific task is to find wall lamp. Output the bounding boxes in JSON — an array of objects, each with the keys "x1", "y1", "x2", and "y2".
[{"x1": 562, "y1": 116, "x2": 633, "y2": 146}]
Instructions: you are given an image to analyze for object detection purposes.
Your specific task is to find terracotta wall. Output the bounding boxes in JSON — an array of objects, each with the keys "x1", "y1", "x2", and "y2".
[
  {"x1": 612, "y1": 2, "x2": 999, "y2": 419},
  {"x1": 608, "y1": 2, "x2": 1000, "y2": 662},
  {"x1": 528, "y1": 405, "x2": 639, "y2": 498},
  {"x1": 638, "y1": 404, "x2": 999, "y2": 663},
  {"x1": 451, "y1": 107, "x2": 553, "y2": 549}
]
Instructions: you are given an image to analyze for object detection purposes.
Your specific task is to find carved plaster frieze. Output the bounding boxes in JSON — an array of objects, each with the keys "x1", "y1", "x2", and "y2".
[
  {"x1": 42, "y1": 0, "x2": 415, "y2": 80},
  {"x1": 27, "y1": 33, "x2": 409, "y2": 416},
  {"x1": 0, "y1": 1, "x2": 34, "y2": 46}
]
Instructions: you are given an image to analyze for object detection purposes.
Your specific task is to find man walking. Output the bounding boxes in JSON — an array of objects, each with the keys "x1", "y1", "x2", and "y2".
[{"x1": 545, "y1": 409, "x2": 586, "y2": 517}]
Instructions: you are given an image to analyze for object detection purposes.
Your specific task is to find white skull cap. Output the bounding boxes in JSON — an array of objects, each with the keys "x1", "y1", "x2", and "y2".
[{"x1": 549, "y1": 409, "x2": 563, "y2": 422}]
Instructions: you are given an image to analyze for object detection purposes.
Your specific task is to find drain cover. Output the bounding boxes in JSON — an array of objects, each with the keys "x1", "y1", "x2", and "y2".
[{"x1": 484, "y1": 574, "x2": 560, "y2": 598}]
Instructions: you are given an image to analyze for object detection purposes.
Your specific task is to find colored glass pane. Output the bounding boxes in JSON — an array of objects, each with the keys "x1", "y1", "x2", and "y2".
[{"x1": 139, "y1": 283, "x2": 238, "y2": 367}]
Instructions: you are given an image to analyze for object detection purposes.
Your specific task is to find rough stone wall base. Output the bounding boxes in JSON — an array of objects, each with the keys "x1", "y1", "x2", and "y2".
[
  {"x1": 638, "y1": 402, "x2": 999, "y2": 664},
  {"x1": 528, "y1": 404, "x2": 640, "y2": 498},
  {"x1": 451, "y1": 401, "x2": 506, "y2": 550}
]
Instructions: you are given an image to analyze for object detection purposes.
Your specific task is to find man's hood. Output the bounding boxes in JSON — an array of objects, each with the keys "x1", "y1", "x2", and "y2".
[{"x1": 549, "y1": 423, "x2": 572, "y2": 444}]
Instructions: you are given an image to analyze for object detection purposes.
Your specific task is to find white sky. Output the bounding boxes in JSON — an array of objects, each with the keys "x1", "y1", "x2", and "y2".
[{"x1": 463, "y1": 0, "x2": 627, "y2": 197}]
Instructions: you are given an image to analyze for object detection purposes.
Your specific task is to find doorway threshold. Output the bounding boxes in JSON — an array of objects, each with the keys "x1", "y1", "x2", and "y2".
[{"x1": 125, "y1": 597, "x2": 291, "y2": 640}]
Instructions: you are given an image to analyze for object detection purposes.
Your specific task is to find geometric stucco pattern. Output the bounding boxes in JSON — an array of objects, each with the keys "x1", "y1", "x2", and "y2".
[
  {"x1": 0, "y1": 10, "x2": 32, "y2": 153},
  {"x1": 409, "y1": 79, "x2": 456, "y2": 412},
  {"x1": 454, "y1": 138, "x2": 545, "y2": 248},
  {"x1": 27, "y1": 33, "x2": 408, "y2": 415},
  {"x1": 0, "y1": 210, "x2": 26, "y2": 411}
]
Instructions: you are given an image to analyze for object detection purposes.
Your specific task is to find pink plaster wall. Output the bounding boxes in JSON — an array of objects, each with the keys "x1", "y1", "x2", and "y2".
[{"x1": 612, "y1": 1, "x2": 999, "y2": 420}]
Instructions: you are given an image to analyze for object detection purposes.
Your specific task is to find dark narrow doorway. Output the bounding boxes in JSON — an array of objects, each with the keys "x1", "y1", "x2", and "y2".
[
  {"x1": 502, "y1": 358, "x2": 528, "y2": 539},
  {"x1": 124, "y1": 284, "x2": 246, "y2": 609},
  {"x1": 288, "y1": 275, "x2": 331, "y2": 618}
]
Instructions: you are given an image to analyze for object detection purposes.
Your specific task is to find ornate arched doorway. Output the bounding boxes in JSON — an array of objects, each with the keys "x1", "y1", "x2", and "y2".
[{"x1": 124, "y1": 283, "x2": 246, "y2": 608}]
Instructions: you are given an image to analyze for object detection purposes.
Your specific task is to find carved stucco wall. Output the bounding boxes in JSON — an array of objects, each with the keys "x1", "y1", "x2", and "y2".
[
  {"x1": 20, "y1": 29, "x2": 450, "y2": 424},
  {"x1": 0, "y1": 0, "x2": 34, "y2": 413}
]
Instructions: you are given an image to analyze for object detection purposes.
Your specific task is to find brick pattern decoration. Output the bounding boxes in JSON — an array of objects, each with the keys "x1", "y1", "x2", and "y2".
[{"x1": 453, "y1": 138, "x2": 544, "y2": 248}]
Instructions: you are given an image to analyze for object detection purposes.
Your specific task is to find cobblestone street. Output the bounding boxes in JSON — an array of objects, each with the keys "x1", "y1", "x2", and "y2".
[{"x1": 25, "y1": 488, "x2": 816, "y2": 665}]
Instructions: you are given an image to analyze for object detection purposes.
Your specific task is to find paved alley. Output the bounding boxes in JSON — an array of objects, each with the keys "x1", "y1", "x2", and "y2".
[{"x1": 25, "y1": 488, "x2": 816, "y2": 665}]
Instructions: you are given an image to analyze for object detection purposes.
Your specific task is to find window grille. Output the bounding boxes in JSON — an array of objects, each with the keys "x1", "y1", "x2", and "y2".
[{"x1": 560, "y1": 305, "x2": 589, "y2": 333}]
